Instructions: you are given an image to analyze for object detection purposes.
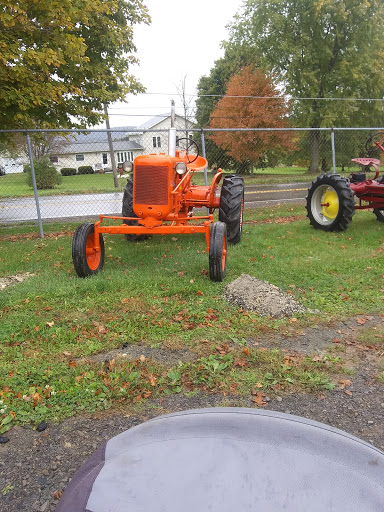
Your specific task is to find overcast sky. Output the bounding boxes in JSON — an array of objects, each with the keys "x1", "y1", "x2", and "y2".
[{"x1": 104, "y1": 0, "x2": 244, "y2": 127}]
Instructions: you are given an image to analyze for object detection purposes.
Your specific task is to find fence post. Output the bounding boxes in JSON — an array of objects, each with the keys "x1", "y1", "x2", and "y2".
[
  {"x1": 201, "y1": 130, "x2": 208, "y2": 186},
  {"x1": 331, "y1": 128, "x2": 337, "y2": 174},
  {"x1": 26, "y1": 133, "x2": 44, "y2": 239}
]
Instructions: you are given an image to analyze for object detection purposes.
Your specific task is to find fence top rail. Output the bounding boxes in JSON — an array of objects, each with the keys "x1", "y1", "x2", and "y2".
[{"x1": 0, "y1": 127, "x2": 384, "y2": 134}]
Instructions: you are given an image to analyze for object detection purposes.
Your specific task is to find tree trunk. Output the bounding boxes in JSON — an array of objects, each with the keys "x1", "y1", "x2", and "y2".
[{"x1": 308, "y1": 129, "x2": 320, "y2": 174}]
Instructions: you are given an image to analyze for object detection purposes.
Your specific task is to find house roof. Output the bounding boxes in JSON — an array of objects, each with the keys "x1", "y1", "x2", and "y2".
[
  {"x1": 137, "y1": 113, "x2": 195, "y2": 130},
  {"x1": 58, "y1": 140, "x2": 143, "y2": 155}
]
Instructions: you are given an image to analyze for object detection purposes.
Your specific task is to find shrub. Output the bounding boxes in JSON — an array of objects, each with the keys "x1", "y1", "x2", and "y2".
[
  {"x1": 60, "y1": 167, "x2": 77, "y2": 176},
  {"x1": 25, "y1": 158, "x2": 62, "y2": 189},
  {"x1": 77, "y1": 165, "x2": 94, "y2": 175}
]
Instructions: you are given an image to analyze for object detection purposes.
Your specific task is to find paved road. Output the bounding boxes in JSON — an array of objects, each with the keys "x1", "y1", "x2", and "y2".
[{"x1": 0, "y1": 183, "x2": 311, "y2": 223}]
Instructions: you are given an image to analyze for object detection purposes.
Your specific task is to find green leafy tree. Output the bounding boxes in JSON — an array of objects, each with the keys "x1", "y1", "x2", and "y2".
[
  {"x1": 197, "y1": 0, "x2": 384, "y2": 173},
  {"x1": 0, "y1": 0, "x2": 150, "y2": 134}
]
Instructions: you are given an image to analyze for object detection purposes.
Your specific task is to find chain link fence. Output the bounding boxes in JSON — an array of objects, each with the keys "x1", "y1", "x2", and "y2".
[{"x1": 0, "y1": 126, "x2": 382, "y2": 234}]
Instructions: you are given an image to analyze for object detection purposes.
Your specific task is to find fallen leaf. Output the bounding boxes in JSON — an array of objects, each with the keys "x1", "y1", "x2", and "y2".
[
  {"x1": 148, "y1": 374, "x2": 157, "y2": 386},
  {"x1": 234, "y1": 358, "x2": 248, "y2": 367},
  {"x1": 121, "y1": 298, "x2": 130, "y2": 304},
  {"x1": 338, "y1": 379, "x2": 352, "y2": 389},
  {"x1": 344, "y1": 390, "x2": 353, "y2": 396},
  {"x1": 139, "y1": 355, "x2": 146, "y2": 362},
  {"x1": 251, "y1": 392, "x2": 267, "y2": 407},
  {"x1": 46, "y1": 321, "x2": 54, "y2": 328}
]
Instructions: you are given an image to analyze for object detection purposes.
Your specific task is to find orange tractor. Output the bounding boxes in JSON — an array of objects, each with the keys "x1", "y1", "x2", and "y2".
[{"x1": 72, "y1": 130, "x2": 244, "y2": 281}]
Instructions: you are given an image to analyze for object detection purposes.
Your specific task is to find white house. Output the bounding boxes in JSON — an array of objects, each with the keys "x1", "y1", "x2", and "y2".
[
  {"x1": 50, "y1": 113, "x2": 196, "y2": 171},
  {"x1": 50, "y1": 140, "x2": 143, "y2": 171},
  {"x1": 0, "y1": 156, "x2": 24, "y2": 174}
]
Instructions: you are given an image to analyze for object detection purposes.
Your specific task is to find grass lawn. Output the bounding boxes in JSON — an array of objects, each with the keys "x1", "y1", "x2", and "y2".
[{"x1": 1, "y1": 204, "x2": 383, "y2": 433}]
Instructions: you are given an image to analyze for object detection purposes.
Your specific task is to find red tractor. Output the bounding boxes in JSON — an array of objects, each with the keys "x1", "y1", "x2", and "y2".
[
  {"x1": 72, "y1": 130, "x2": 244, "y2": 281},
  {"x1": 306, "y1": 132, "x2": 384, "y2": 231}
]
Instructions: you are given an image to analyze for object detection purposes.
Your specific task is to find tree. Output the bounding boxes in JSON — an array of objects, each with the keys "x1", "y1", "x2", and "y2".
[
  {"x1": 0, "y1": 0, "x2": 150, "y2": 134},
  {"x1": 198, "y1": 0, "x2": 384, "y2": 172},
  {"x1": 209, "y1": 65, "x2": 294, "y2": 173}
]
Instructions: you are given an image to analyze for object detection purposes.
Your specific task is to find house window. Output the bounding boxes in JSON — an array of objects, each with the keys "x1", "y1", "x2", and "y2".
[
  {"x1": 152, "y1": 136, "x2": 161, "y2": 148},
  {"x1": 76, "y1": 154, "x2": 84, "y2": 161},
  {"x1": 102, "y1": 153, "x2": 108, "y2": 165},
  {"x1": 49, "y1": 156, "x2": 58, "y2": 163},
  {"x1": 117, "y1": 152, "x2": 133, "y2": 164}
]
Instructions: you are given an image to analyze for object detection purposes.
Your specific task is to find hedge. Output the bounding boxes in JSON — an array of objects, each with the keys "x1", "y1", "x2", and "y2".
[{"x1": 60, "y1": 167, "x2": 77, "y2": 176}]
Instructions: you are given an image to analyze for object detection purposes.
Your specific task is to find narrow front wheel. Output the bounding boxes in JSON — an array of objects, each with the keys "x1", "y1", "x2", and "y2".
[
  {"x1": 72, "y1": 223, "x2": 105, "y2": 277},
  {"x1": 209, "y1": 221, "x2": 227, "y2": 282}
]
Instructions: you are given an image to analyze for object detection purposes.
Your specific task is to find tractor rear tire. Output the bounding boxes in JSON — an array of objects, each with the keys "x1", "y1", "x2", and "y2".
[
  {"x1": 373, "y1": 209, "x2": 384, "y2": 222},
  {"x1": 219, "y1": 175, "x2": 244, "y2": 245},
  {"x1": 122, "y1": 178, "x2": 149, "y2": 241},
  {"x1": 209, "y1": 221, "x2": 227, "y2": 282},
  {"x1": 72, "y1": 223, "x2": 105, "y2": 277},
  {"x1": 306, "y1": 174, "x2": 355, "y2": 231}
]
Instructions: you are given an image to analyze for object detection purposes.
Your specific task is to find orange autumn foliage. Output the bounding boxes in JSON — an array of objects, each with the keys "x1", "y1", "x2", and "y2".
[{"x1": 209, "y1": 65, "x2": 294, "y2": 163}]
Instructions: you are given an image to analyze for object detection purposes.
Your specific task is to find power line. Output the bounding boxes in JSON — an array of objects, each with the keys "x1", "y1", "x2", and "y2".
[{"x1": 132, "y1": 92, "x2": 384, "y2": 102}]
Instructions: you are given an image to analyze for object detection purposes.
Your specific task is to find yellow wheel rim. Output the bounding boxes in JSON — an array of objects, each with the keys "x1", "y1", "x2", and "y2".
[{"x1": 321, "y1": 189, "x2": 339, "y2": 219}]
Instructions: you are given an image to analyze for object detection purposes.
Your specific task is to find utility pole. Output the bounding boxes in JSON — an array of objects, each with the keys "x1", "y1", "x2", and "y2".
[{"x1": 104, "y1": 104, "x2": 119, "y2": 188}]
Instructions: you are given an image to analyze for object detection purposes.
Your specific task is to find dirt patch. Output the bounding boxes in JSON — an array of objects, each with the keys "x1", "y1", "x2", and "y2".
[
  {"x1": 224, "y1": 273, "x2": 311, "y2": 317},
  {"x1": 78, "y1": 344, "x2": 198, "y2": 368},
  {"x1": 0, "y1": 272, "x2": 35, "y2": 290}
]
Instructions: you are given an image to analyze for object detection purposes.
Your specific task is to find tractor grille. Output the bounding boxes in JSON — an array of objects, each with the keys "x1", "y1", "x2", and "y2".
[{"x1": 134, "y1": 165, "x2": 169, "y2": 205}]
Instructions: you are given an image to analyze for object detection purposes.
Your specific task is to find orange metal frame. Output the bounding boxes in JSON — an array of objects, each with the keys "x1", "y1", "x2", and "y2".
[{"x1": 91, "y1": 159, "x2": 223, "y2": 253}]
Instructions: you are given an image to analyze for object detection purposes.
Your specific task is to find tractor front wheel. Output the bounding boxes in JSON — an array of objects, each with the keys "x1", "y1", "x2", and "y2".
[
  {"x1": 72, "y1": 223, "x2": 105, "y2": 277},
  {"x1": 306, "y1": 174, "x2": 355, "y2": 231},
  {"x1": 122, "y1": 178, "x2": 149, "y2": 241},
  {"x1": 373, "y1": 209, "x2": 384, "y2": 222},
  {"x1": 219, "y1": 175, "x2": 244, "y2": 245},
  {"x1": 209, "y1": 221, "x2": 227, "y2": 282}
]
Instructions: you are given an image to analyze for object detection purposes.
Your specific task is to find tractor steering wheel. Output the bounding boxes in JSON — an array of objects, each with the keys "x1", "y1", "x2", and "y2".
[
  {"x1": 176, "y1": 138, "x2": 199, "y2": 164},
  {"x1": 365, "y1": 132, "x2": 384, "y2": 157}
]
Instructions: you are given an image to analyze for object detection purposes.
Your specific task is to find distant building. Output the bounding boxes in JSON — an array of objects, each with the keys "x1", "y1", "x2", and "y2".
[
  {"x1": 0, "y1": 114, "x2": 196, "y2": 174},
  {"x1": 50, "y1": 114, "x2": 195, "y2": 172},
  {"x1": 0, "y1": 156, "x2": 24, "y2": 174}
]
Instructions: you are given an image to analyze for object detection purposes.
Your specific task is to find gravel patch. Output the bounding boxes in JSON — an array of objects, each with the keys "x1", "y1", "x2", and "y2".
[
  {"x1": 224, "y1": 273, "x2": 310, "y2": 317},
  {"x1": 0, "y1": 273, "x2": 35, "y2": 290}
]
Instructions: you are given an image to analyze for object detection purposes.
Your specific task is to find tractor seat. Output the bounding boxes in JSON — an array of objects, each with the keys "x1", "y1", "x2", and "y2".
[
  {"x1": 351, "y1": 158, "x2": 381, "y2": 167},
  {"x1": 56, "y1": 408, "x2": 384, "y2": 512}
]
